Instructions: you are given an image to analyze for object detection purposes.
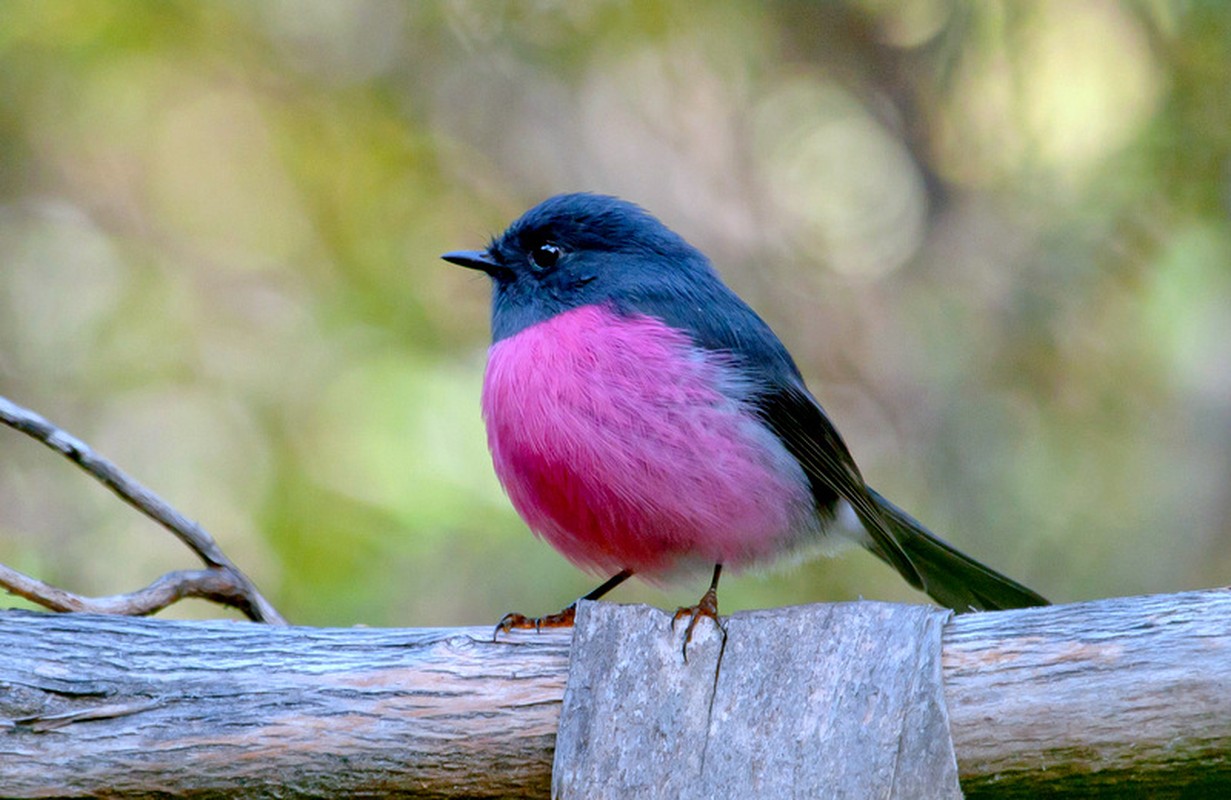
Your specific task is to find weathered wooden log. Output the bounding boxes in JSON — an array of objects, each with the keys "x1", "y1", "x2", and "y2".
[
  {"x1": 0, "y1": 589, "x2": 1229, "y2": 797},
  {"x1": 0, "y1": 612, "x2": 571, "y2": 798},
  {"x1": 944, "y1": 587, "x2": 1231, "y2": 797}
]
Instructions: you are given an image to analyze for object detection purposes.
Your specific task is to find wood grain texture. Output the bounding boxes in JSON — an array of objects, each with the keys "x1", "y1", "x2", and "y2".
[
  {"x1": 553, "y1": 600, "x2": 961, "y2": 800},
  {"x1": 0, "y1": 611, "x2": 571, "y2": 798},
  {"x1": 944, "y1": 588, "x2": 1231, "y2": 798},
  {"x1": 1, "y1": 589, "x2": 1229, "y2": 797}
]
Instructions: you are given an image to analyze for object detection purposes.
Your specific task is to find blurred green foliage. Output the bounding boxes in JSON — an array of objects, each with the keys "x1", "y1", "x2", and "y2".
[{"x1": 1, "y1": 1, "x2": 1229, "y2": 626}]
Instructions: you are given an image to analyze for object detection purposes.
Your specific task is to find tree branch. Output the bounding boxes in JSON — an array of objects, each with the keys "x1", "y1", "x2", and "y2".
[
  {"x1": 0, "y1": 395, "x2": 285, "y2": 624},
  {"x1": 0, "y1": 563, "x2": 272, "y2": 619}
]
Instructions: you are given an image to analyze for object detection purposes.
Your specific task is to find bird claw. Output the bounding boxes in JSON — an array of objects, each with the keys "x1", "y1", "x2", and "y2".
[
  {"x1": 492, "y1": 604, "x2": 577, "y2": 641},
  {"x1": 671, "y1": 586, "x2": 723, "y2": 660}
]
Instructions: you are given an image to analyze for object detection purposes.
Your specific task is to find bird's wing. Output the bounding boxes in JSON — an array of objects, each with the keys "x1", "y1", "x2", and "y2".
[{"x1": 753, "y1": 381, "x2": 923, "y2": 590}]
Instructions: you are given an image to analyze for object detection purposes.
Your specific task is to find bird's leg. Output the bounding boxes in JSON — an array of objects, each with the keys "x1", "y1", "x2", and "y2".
[
  {"x1": 494, "y1": 569, "x2": 633, "y2": 639},
  {"x1": 672, "y1": 563, "x2": 724, "y2": 656}
]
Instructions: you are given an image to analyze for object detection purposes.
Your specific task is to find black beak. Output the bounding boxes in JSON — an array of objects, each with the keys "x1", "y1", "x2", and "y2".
[{"x1": 441, "y1": 249, "x2": 500, "y2": 274}]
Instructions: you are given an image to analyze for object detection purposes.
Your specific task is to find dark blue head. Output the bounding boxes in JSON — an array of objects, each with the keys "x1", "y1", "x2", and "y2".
[
  {"x1": 443, "y1": 192, "x2": 803, "y2": 382},
  {"x1": 442, "y1": 193, "x2": 727, "y2": 341}
]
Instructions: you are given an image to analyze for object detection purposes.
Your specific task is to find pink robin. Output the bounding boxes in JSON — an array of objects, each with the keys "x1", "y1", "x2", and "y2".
[{"x1": 443, "y1": 193, "x2": 1047, "y2": 646}]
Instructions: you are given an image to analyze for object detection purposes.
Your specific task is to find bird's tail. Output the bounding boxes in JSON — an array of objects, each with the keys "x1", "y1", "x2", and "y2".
[{"x1": 863, "y1": 487, "x2": 1048, "y2": 612}]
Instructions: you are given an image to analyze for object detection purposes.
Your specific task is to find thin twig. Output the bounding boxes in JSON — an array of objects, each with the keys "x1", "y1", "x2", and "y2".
[
  {"x1": 0, "y1": 562, "x2": 267, "y2": 618},
  {"x1": 0, "y1": 395, "x2": 286, "y2": 624}
]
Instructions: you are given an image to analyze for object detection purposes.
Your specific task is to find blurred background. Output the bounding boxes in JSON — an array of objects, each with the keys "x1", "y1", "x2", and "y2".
[{"x1": 1, "y1": 1, "x2": 1228, "y2": 626}]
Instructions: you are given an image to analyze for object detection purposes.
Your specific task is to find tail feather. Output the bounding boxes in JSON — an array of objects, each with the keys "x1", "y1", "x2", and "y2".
[{"x1": 864, "y1": 487, "x2": 1048, "y2": 612}]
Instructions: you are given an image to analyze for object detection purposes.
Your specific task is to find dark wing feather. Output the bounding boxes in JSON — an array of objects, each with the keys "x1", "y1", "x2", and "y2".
[{"x1": 753, "y1": 382, "x2": 924, "y2": 590}]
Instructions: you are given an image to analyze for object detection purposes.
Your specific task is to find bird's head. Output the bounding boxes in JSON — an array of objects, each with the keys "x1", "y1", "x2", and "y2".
[{"x1": 443, "y1": 193, "x2": 716, "y2": 340}]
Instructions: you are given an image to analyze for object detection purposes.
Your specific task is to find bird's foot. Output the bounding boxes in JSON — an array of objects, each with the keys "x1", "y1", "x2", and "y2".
[
  {"x1": 671, "y1": 586, "x2": 724, "y2": 660},
  {"x1": 493, "y1": 604, "x2": 577, "y2": 641}
]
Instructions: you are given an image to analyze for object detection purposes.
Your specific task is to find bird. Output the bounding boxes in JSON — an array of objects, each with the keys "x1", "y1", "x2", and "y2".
[{"x1": 443, "y1": 192, "x2": 1048, "y2": 644}]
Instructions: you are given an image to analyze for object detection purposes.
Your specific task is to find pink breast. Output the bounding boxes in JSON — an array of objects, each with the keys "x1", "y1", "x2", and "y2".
[{"x1": 481, "y1": 304, "x2": 815, "y2": 579}]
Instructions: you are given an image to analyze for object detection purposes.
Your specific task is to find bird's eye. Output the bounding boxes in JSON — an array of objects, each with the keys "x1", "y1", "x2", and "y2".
[{"x1": 529, "y1": 243, "x2": 562, "y2": 271}]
